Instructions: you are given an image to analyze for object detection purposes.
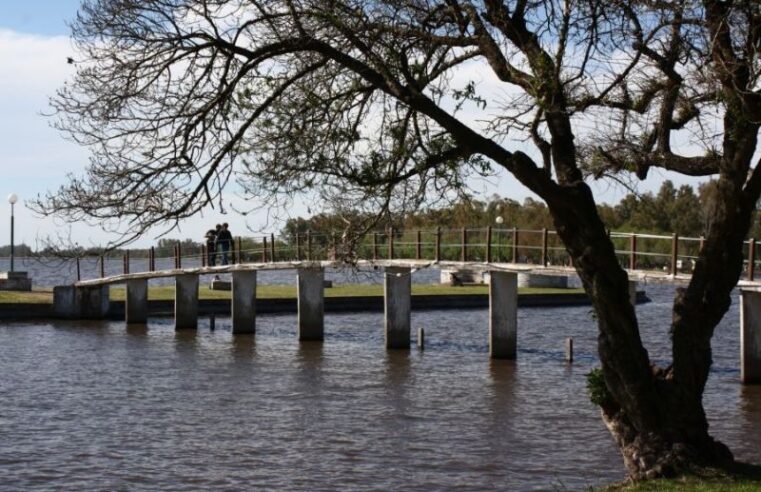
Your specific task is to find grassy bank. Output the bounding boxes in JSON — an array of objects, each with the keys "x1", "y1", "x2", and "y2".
[
  {"x1": 600, "y1": 465, "x2": 761, "y2": 491},
  {"x1": 0, "y1": 284, "x2": 583, "y2": 303}
]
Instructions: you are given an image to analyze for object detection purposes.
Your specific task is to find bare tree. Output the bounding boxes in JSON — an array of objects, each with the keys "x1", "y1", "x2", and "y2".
[{"x1": 35, "y1": 0, "x2": 761, "y2": 480}]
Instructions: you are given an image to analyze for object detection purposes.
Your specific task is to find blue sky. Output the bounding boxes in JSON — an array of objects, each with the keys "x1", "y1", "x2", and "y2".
[
  {"x1": 2, "y1": 0, "x2": 80, "y2": 35},
  {"x1": 0, "y1": 1, "x2": 707, "y2": 251}
]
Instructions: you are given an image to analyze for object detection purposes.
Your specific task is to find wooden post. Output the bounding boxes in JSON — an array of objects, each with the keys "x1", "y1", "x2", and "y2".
[
  {"x1": 700, "y1": 235, "x2": 705, "y2": 253},
  {"x1": 123, "y1": 253, "x2": 129, "y2": 274},
  {"x1": 435, "y1": 227, "x2": 441, "y2": 262},
  {"x1": 629, "y1": 234, "x2": 637, "y2": 270},
  {"x1": 461, "y1": 227, "x2": 467, "y2": 262},
  {"x1": 749, "y1": 238, "x2": 757, "y2": 281},
  {"x1": 512, "y1": 227, "x2": 519, "y2": 263},
  {"x1": 295, "y1": 233, "x2": 301, "y2": 261},
  {"x1": 99, "y1": 255, "x2": 105, "y2": 278},
  {"x1": 388, "y1": 227, "x2": 395, "y2": 260},
  {"x1": 177, "y1": 243, "x2": 182, "y2": 269},
  {"x1": 201, "y1": 245, "x2": 207, "y2": 267},
  {"x1": 270, "y1": 233, "x2": 276, "y2": 262},
  {"x1": 486, "y1": 226, "x2": 492, "y2": 263},
  {"x1": 671, "y1": 233, "x2": 679, "y2": 275},
  {"x1": 76, "y1": 257, "x2": 81, "y2": 281},
  {"x1": 307, "y1": 230, "x2": 313, "y2": 261},
  {"x1": 416, "y1": 230, "x2": 422, "y2": 260},
  {"x1": 238, "y1": 236, "x2": 243, "y2": 263},
  {"x1": 372, "y1": 232, "x2": 378, "y2": 260},
  {"x1": 541, "y1": 228, "x2": 548, "y2": 267},
  {"x1": 262, "y1": 236, "x2": 268, "y2": 262},
  {"x1": 150, "y1": 247, "x2": 155, "y2": 272},
  {"x1": 417, "y1": 327, "x2": 425, "y2": 351}
]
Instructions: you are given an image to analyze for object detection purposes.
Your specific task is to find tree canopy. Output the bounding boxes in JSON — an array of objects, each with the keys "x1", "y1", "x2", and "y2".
[{"x1": 36, "y1": 0, "x2": 761, "y2": 481}]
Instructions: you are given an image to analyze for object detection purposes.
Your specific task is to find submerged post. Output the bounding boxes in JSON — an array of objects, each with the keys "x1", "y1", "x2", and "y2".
[
  {"x1": 740, "y1": 289, "x2": 761, "y2": 384},
  {"x1": 231, "y1": 271, "x2": 256, "y2": 334},
  {"x1": 384, "y1": 266, "x2": 411, "y2": 349},
  {"x1": 175, "y1": 274, "x2": 199, "y2": 330},
  {"x1": 298, "y1": 268, "x2": 325, "y2": 341},
  {"x1": 125, "y1": 278, "x2": 148, "y2": 324},
  {"x1": 489, "y1": 270, "x2": 517, "y2": 359}
]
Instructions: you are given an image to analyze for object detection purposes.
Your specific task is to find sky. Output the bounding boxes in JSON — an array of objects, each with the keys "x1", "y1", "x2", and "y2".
[{"x1": 0, "y1": 0, "x2": 708, "y2": 250}]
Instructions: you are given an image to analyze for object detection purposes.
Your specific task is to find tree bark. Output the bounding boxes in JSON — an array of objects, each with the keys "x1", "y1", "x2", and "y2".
[{"x1": 542, "y1": 178, "x2": 741, "y2": 480}]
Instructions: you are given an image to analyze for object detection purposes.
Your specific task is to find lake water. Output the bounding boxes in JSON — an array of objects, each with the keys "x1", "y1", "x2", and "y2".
[
  {"x1": 1, "y1": 284, "x2": 760, "y2": 490},
  {"x1": 0, "y1": 257, "x2": 444, "y2": 287}
]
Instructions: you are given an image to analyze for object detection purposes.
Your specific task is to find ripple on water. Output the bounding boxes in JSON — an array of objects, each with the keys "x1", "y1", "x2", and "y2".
[{"x1": 0, "y1": 284, "x2": 759, "y2": 490}]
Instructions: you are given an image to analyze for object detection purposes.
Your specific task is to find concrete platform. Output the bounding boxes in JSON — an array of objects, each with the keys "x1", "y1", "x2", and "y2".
[{"x1": 0, "y1": 272, "x2": 32, "y2": 291}]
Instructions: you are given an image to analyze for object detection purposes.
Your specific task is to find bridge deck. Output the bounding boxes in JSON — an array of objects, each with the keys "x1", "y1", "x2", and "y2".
[{"x1": 75, "y1": 259, "x2": 761, "y2": 288}]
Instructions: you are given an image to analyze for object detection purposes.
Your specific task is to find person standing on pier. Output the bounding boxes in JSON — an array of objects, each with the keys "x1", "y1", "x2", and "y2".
[
  {"x1": 215, "y1": 223, "x2": 233, "y2": 265},
  {"x1": 205, "y1": 228, "x2": 217, "y2": 266}
]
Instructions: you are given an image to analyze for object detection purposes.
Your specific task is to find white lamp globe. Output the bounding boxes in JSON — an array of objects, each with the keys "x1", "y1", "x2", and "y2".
[
  {"x1": 495, "y1": 216, "x2": 504, "y2": 225},
  {"x1": 7, "y1": 193, "x2": 18, "y2": 205}
]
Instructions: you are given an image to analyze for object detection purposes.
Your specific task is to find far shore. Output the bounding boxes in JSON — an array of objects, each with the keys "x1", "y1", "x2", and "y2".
[{"x1": 0, "y1": 284, "x2": 581, "y2": 304}]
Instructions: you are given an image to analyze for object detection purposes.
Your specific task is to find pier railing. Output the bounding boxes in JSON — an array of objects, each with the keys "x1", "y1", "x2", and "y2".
[{"x1": 10, "y1": 228, "x2": 743, "y2": 283}]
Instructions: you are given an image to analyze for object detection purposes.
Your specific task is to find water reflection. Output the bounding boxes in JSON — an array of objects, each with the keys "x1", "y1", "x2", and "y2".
[
  {"x1": 229, "y1": 334, "x2": 256, "y2": 362},
  {"x1": 125, "y1": 324, "x2": 148, "y2": 338},
  {"x1": 174, "y1": 328, "x2": 198, "y2": 350},
  {"x1": 1, "y1": 284, "x2": 760, "y2": 490}
]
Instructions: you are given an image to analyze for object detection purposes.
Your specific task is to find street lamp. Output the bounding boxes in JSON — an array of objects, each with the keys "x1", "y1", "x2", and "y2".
[{"x1": 8, "y1": 193, "x2": 17, "y2": 273}]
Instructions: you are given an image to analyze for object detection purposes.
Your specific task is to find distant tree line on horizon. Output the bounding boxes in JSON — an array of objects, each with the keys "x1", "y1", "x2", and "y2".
[
  {"x1": 4, "y1": 180, "x2": 761, "y2": 258},
  {"x1": 282, "y1": 180, "x2": 761, "y2": 241}
]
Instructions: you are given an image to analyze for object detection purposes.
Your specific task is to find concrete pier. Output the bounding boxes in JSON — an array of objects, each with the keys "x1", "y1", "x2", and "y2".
[
  {"x1": 740, "y1": 289, "x2": 761, "y2": 384},
  {"x1": 298, "y1": 268, "x2": 325, "y2": 341},
  {"x1": 175, "y1": 274, "x2": 199, "y2": 329},
  {"x1": 232, "y1": 271, "x2": 256, "y2": 334},
  {"x1": 125, "y1": 279, "x2": 148, "y2": 324},
  {"x1": 53, "y1": 285, "x2": 110, "y2": 319},
  {"x1": 385, "y1": 267, "x2": 411, "y2": 349},
  {"x1": 489, "y1": 271, "x2": 517, "y2": 359}
]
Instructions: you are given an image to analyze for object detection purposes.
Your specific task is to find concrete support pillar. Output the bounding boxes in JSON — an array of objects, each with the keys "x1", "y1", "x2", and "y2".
[
  {"x1": 629, "y1": 280, "x2": 638, "y2": 307},
  {"x1": 385, "y1": 267, "x2": 411, "y2": 349},
  {"x1": 489, "y1": 271, "x2": 517, "y2": 359},
  {"x1": 175, "y1": 274, "x2": 199, "y2": 330},
  {"x1": 232, "y1": 271, "x2": 256, "y2": 334},
  {"x1": 298, "y1": 268, "x2": 324, "y2": 341},
  {"x1": 740, "y1": 289, "x2": 761, "y2": 384},
  {"x1": 53, "y1": 285, "x2": 110, "y2": 319},
  {"x1": 126, "y1": 279, "x2": 148, "y2": 324}
]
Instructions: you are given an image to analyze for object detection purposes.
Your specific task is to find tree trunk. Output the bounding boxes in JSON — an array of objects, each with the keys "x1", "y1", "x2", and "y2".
[{"x1": 543, "y1": 180, "x2": 741, "y2": 480}]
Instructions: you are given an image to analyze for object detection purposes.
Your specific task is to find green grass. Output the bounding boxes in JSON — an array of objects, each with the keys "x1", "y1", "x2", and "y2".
[
  {"x1": 0, "y1": 284, "x2": 583, "y2": 303},
  {"x1": 107, "y1": 284, "x2": 581, "y2": 301},
  {"x1": 599, "y1": 465, "x2": 761, "y2": 491},
  {"x1": 0, "y1": 288, "x2": 55, "y2": 304}
]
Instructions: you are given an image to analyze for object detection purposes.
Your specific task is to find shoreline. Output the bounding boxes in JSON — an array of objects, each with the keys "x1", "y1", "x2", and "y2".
[{"x1": 0, "y1": 290, "x2": 650, "y2": 320}]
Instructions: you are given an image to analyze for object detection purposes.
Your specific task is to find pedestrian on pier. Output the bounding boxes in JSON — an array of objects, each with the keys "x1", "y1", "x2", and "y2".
[
  {"x1": 205, "y1": 228, "x2": 217, "y2": 266},
  {"x1": 216, "y1": 223, "x2": 233, "y2": 265}
]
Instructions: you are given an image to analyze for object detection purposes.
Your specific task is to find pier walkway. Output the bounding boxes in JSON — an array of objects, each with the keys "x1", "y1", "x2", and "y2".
[{"x1": 53, "y1": 227, "x2": 761, "y2": 383}]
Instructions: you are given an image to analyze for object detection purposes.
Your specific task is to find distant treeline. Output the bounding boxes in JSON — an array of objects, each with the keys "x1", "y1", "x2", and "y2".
[
  {"x1": 3, "y1": 180, "x2": 761, "y2": 258},
  {"x1": 282, "y1": 180, "x2": 761, "y2": 239}
]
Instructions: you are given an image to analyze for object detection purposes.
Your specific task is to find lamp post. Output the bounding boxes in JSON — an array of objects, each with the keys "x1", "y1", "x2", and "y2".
[{"x1": 8, "y1": 193, "x2": 17, "y2": 273}]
